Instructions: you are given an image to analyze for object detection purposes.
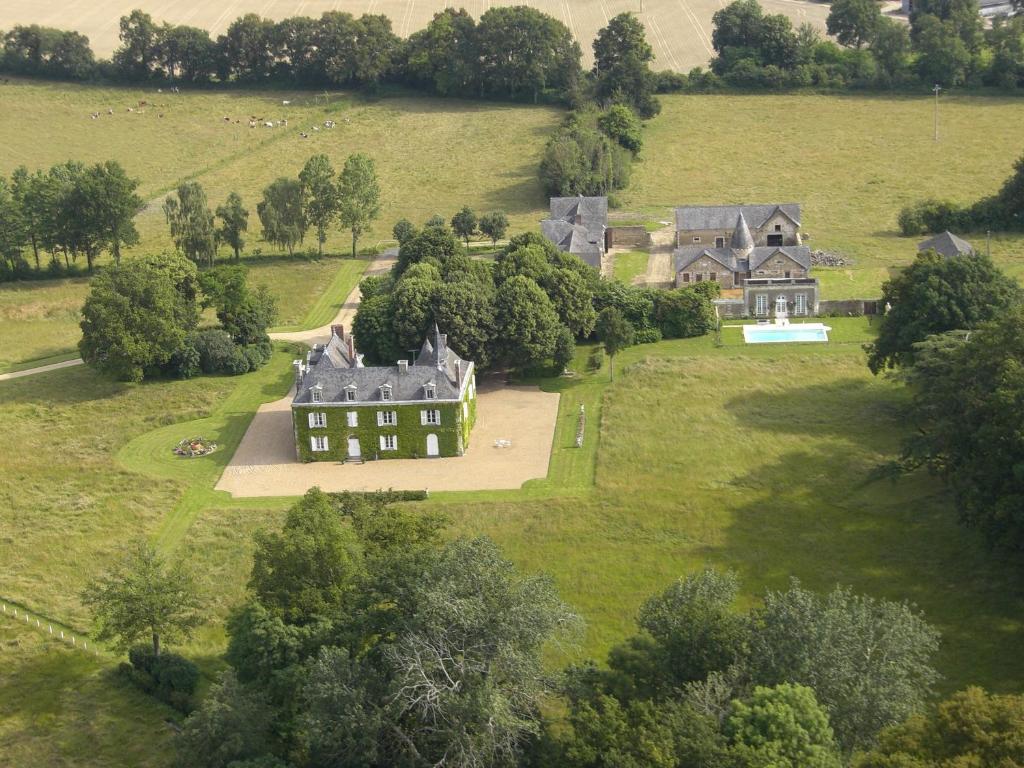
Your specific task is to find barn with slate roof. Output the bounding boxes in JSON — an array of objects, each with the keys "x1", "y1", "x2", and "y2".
[
  {"x1": 292, "y1": 325, "x2": 477, "y2": 462},
  {"x1": 540, "y1": 196, "x2": 608, "y2": 269},
  {"x1": 917, "y1": 231, "x2": 975, "y2": 259}
]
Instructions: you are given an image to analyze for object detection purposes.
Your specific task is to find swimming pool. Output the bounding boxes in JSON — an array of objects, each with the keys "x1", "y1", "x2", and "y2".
[{"x1": 742, "y1": 323, "x2": 832, "y2": 344}]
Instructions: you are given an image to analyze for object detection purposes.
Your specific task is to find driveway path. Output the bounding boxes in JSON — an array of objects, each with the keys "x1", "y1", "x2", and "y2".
[
  {"x1": 639, "y1": 224, "x2": 677, "y2": 289},
  {"x1": 0, "y1": 358, "x2": 84, "y2": 382}
]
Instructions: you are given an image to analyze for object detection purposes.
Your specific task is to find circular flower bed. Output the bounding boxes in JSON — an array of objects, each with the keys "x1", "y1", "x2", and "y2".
[{"x1": 174, "y1": 437, "x2": 218, "y2": 458}]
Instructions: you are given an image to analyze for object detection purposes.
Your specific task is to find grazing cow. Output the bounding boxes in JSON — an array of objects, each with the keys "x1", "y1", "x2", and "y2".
[
  {"x1": 323, "y1": 120, "x2": 336, "y2": 128},
  {"x1": 313, "y1": 126, "x2": 320, "y2": 131},
  {"x1": 281, "y1": 119, "x2": 288, "y2": 126},
  {"x1": 223, "y1": 116, "x2": 231, "y2": 122},
  {"x1": 300, "y1": 132, "x2": 308, "y2": 139},
  {"x1": 128, "y1": 107, "x2": 134, "y2": 112},
  {"x1": 108, "y1": 108, "x2": 113, "y2": 115},
  {"x1": 157, "y1": 88, "x2": 162, "y2": 93},
  {"x1": 282, "y1": 100, "x2": 291, "y2": 105},
  {"x1": 249, "y1": 120, "x2": 257, "y2": 128},
  {"x1": 264, "y1": 121, "x2": 274, "y2": 128}
]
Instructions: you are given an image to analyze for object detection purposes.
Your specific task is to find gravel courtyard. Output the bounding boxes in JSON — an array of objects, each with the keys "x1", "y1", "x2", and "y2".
[{"x1": 216, "y1": 382, "x2": 561, "y2": 496}]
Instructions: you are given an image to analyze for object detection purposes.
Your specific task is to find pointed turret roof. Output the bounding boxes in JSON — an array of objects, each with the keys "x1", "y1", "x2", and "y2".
[{"x1": 730, "y1": 212, "x2": 754, "y2": 252}]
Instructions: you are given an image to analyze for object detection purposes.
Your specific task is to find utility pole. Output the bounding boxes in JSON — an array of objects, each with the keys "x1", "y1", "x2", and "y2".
[{"x1": 932, "y1": 84, "x2": 941, "y2": 141}]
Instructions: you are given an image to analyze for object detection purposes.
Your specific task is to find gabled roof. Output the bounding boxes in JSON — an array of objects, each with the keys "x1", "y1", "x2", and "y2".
[
  {"x1": 749, "y1": 245, "x2": 812, "y2": 271},
  {"x1": 293, "y1": 327, "x2": 472, "y2": 405},
  {"x1": 540, "y1": 218, "x2": 603, "y2": 270},
  {"x1": 675, "y1": 245, "x2": 812, "y2": 274},
  {"x1": 675, "y1": 204, "x2": 802, "y2": 232},
  {"x1": 549, "y1": 196, "x2": 608, "y2": 231},
  {"x1": 674, "y1": 247, "x2": 739, "y2": 273},
  {"x1": 917, "y1": 231, "x2": 974, "y2": 259}
]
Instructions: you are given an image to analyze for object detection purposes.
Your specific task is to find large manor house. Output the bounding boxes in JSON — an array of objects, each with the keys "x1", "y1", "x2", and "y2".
[{"x1": 292, "y1": 325, "x2": 477, "y2": 462}]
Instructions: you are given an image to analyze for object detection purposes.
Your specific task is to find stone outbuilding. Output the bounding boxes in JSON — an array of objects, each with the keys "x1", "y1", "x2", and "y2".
[{"x1": 917, "y1": 231, "x2": 975, "y2": 259}]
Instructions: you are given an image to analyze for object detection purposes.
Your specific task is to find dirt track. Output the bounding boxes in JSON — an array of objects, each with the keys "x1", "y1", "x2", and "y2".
[
  {"x1": 2, "y1": 0, "x2": 832, "y2": 73},
  {"x1": 215, "y1": 382, "x2": 561, "y2": 496}
]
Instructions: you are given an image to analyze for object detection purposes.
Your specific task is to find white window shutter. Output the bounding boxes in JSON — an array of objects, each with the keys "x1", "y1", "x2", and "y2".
[
  {"x1": 310, "y1": 436, "x2": 316, "y2": 450},
  {"x1": 420, "y1": 410, "x2": 427, "y2": 425},
  {"x1": 308, "y1": 412, "x2": 315, "y2": 428},
  {"x1": 376, "y1": 411, "x2": 383, "y2": 427},
  {"x1": 379, "y1": 435, "x2": 386, "y2": 451},
  {"x1": 322, "y1": 436, "x2": 329, "y2": 451}
]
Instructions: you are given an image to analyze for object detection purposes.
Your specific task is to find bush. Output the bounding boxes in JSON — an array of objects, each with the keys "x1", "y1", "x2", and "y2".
[
  {"x1": 653, "y1": 288, "x2": 717, "y2": 339},
  {"x1": 194, "y1": 328, "x2": 239, "y2": 374},
  {"x1": 125, "y1": 645, "x2": 199, "y2": 713},
  {"x1": 226, "y1": 346, "x2": 253, "y2": 375},
  {"x1": 897, "y1": 199, "x2": 967, "y2": 236},
  {"x1": 634, "y1": 327, "x2": 663, "y2": 344},
  {"x1": 587, "y1": 346, "x2": 605, "y2": 372},
  {"x1": 598, "y1": 104, "x2": 644, "y2": 154}
]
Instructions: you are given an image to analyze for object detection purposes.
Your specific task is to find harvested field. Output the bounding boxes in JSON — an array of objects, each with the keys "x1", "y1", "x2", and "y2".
[{"x1": 0, "y1": 0, "x2": 832, "y2": 73}]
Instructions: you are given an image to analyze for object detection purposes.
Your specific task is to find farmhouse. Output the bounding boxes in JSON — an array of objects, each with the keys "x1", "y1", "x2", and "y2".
[
  {"x1": 917, "y1": 231, "x2": 975, "y2": 258},
  {"x1": 540, "y1": 195, "x2": 608, "y2": 269},
  {"x1": 292, "y1": 325, "x2": 476, "y2": 462},
  {"x1": 674, "y1": 204, "x2": 818, "y2": 317}
]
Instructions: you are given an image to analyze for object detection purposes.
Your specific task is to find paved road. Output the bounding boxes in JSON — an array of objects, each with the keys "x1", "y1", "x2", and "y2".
[{"x1": 0, "y1": 250, "x2": 396, "y2": 383}]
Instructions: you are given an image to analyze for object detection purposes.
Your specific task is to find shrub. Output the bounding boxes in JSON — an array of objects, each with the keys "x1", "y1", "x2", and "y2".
[
  {"x1": 194, "y1": 328, "x2": 238, "y2": 374},
  {"x1": 587, "y1": 346, "x2": 605, "y2": 372},
  {"x1": 125, "y1": 645, "x2": 199, "y2": 713},
  {"x1": 598, "y1": 104, "x2": 644, "y2": 154},
  {"x1": 897, "y1": 199, "x2": 967, "y2": 236},
  {"x1": 634, "y1": 327, "x2": 663, "y2": 344}
]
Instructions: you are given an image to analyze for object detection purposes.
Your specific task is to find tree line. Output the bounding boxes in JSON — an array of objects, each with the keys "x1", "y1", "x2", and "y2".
[
  {"x1": 82, "y1": 489, "x2": 1024, "y2": 767},
  {"x1": 1, "y1": 6, "x2": 582, "y2": 103},
  {"x1": 0, "y1": 160, "x2": 141, "y2": 279},
  {"x1": 652, "y1": 0, "x2": 1024, "y2": 92}
]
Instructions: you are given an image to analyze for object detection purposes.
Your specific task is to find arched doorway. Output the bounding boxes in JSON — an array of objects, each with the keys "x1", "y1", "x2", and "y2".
[{"x1": 426, "y1": 433, "x2": 439, "y2": 457}]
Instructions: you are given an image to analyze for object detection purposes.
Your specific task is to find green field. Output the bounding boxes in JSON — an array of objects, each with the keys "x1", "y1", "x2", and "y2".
[
  {"x1": 611, "y1": 250, "x2": 649, "y2": 284},
  {"x1": 628, "y1": 93, "x2": 1024, "y2": 299}
]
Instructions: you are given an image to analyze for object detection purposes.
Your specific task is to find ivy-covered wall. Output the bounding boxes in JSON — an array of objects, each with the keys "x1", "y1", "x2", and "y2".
[{"x1": 294, "y1": 384, "x2": 477, "y2": 463}]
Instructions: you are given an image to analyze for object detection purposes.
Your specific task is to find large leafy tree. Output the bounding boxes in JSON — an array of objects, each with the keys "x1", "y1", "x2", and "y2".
[
  {"x1": 827, "y1": 0, "x2": 883, "y2": 48},
  {"x1": 299, "y1": 155, "x2": 338, "y2": 256},
  {"x1": 112, "y1": 9, "x2": 160, "y2": 79},
  {"x1": 726, "y1": 684, "x2": 842, "y2": 768},
  {"x1": 215, "y1": 192, "x2": 249, "y2": 261},
  {"x1": 175, "y1": 672, "x2": 275, "y2": 768},
  {"x1": 404, "y1": 8, "x2": 479, "y2": 95},
  {"x1": 900, "y1": 308, "x2": 1024, "y2": 552},
  {"x1": 0, "y1": 178, "x2": 27, "y2": 272},
  {"x1": 217, "y1": 13, "x2": 278, "y2": 81},
  {"x1": 79, "y1": 251, "x2": 200, "y2": 381},
  {"x1": 82, "y1": 540, "x2": 203, "y2": 656},
  {"x1": 596, "y1": 306, "x2": 634, "y2": 381},
  {"x1": 450, "y1": 205, "x2": 477, "y2": 247},
  {"x1": 478, "y1": 210, "x2": 509, "y2": 246},
  {"x1": 747, "y1": 580, "x2": 940, "y2": 753},
  {"x1": 493, "y1": 274, "x2": 563, "y2": 369},
  {"x1": 854, "y1": 687, "x2": 1024, "y2": 767},
  {"x1": 337, "y1": 153, "x2": 381, "y2": 258},
  {"x1": 164, "y1": 181, "x2": 216, "y2": 266},
  {"x1": 592, "y1": 13, "x2": 660, "y2": 118},
  {"x1": 866, "y1": 252, "x2": 1020, "y2": 373},
  {"x1": 258, "y1": 177, "x2": 307, "y2": 256},
  {"x1": 82, "y1": 160, "x2": 141, "y2": 265}
]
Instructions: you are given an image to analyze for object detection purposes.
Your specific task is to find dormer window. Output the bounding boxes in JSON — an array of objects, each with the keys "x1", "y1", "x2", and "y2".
[
  {"x1": 344, "y1": 384, "x2": 357, "y2": 402},
  {"x1": 380, "y1": 384, "x2": 393, "y2": 401},
  {"x1": 311, "y1": 386, "x2": 323, "y2": 403},
  {"x1": 424, "y1": 384, "x2": 436, "y2": 400}
]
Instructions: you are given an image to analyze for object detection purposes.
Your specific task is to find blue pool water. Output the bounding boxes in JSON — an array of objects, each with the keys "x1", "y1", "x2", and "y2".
[{"x1": 743, "y1": 325, "x2": 831, "y2": 344}]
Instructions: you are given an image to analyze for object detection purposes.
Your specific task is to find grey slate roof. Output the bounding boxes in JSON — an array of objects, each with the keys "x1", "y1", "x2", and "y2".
[
  {"x1": 549, "y1": 196, "x2": 608, "y2": 231},
  {"x1": 917, "y1": 231, "x2": 974, "y2": 258},
  {"x1": 730, "y1": 213, "x2": 754, "y2": 251},
  {"x1": 293, "y1": 326, "x2": 472, "y2": 405},
  {"x1": 539, "y1": 219, "x2": 603, "y2": 269},
  {"x1": 675, "y1": 204, "x2": 801, "y2": 232},
  {"x1": 674, "y1": 245, "x2": 812, "y2": 273}
]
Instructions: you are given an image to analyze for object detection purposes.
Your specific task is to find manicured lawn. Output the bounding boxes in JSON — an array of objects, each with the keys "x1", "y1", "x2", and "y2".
[
  {"x1": 612, "y1": 250, "x2": 649, "y2": 284},
  {"x1": 0, "y1": 278, "x2": 90, "y2": 372},
  {"x1": 629, "y1": 93, "x2": 1024, "y2": 299},
  {"x1": 258, "y1": 256, "x2": 368, "y2": 332}
]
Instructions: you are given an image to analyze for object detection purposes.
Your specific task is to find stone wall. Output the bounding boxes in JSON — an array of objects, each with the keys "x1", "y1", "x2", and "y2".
[
  {"x1": 608, "y1": 226, "x2": 651, "y2": 248},
  {"x1": 818, "y1": 299, "x2": 882, "y2": 316}
]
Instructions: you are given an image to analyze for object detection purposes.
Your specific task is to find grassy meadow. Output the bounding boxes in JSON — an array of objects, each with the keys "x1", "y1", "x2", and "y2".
[
  {"x1": 611, "y1": 250, "x2": 649, "y2": 284},
  {"x1": 629, "y1": 93, "x2": 1024, "y2": 299}
]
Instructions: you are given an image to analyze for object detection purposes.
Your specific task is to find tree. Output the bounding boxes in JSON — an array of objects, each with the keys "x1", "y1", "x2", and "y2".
[
  {"x1": 392, "y1": 218, "x2": 416, "y2": 245},
  {"x1": 249, "y1": 488, "x2": 363, "y2": 624},
  {"x1": 79, "y1": 251, "x2": 200, "y2": 381},
  {"x1": 299, "y1": 155, "x2": 338, "y2": 256},
  {"x1": 596, "y1": 306, "x2": 634, "y2": 381},
  {"x1": 598, "y1": 104, "x2": 644, "y2": 154},
  {"x1": 353, "y1": 292, "x2": 399, "y2": 363},
  {"x1": 899, "y1": 308, "x2": 1024, "y2": 552},
  {"x1": 547, "y1": 267, "x2": 597, "y2": 338},
  {"x1": 634, "y1": 569, "x2": 748, "y2": 695},
  {"x1": 82, "y1": 160, "x2": 141, "y2": 265},
  {"x1": 493, "y1": 275, "x2": 563, "y2": 369},
  {"x1": 434, "y1": 279, "x2": 496, "y2": 369},
  {"x1": 866, "y1": 251, "x2": 1020, "y2": 373},
  {"x1": 176, "y1": 671, "x2": 275, "y2": 768},
  {"x1": 391, "y1": 273, "x2": 440, "y2": 353},
  {"x1": 112, "y1": 9, "x2": 160, "y2": 79},
  {"x1": 450, "y1": 206, "x2": 477, "y2": 247},
  {"x1": 747, "y1": 580, "x2": 940, "y2": 753},
  {"x1": 156, "y1": 24, "x2": 216, "y2": 82},
  {"x1": 0, "y1": 178, "x2": 27, "y2": 273},
  {"x1": 475, "y1": 6, "x2": 582, "y2": 102},
  {"x1": 870, "y1": 18, "x2": 911, "y2": 85},
  {"x1": 653, "y1": 287, "x2": 717, "y2": 339},
  {"x1": 337, "y1": 153, "x2": 381, "y2": 258},
  {"x1": 82, "y1": 540, "x2": 203, "y2": 656},
  {"x1": 257, "y1": 177, "x2": 306, "y2": 256},
  {"x1": 404, "y1": 8, "x2": 478, "y2": 96},
  {"x1": 478, "y1": 211, "x2": 509, "y2": 246},
  {"x1": 350, "y1": 14, "x2": 400, "y2": 88},
  {"x1": 164, "y1": 181, "x2": 216, "y2": 266},
  {"x1": 726, "y1": 684, "x2": 842, "y2": 768},
  {"x1": 593, "y1": 13, "x2": 660, "y2": 118},
  {"x1": 854, "y1": 687, "x2": 1024, "y2": 767},
  {"x1": 827, "y1": 0, "x2": 882, "y2": 48},
  {"x1": 216, "y1": 192, "x2": 249, "y2": 260},
  {"x1": 10, "y1": 166, "x2": 45, "y2": 269},
  {"x1": 217, "y1": 13, "x2": 278, "y2": 82},
  {"x1": 913, "y1": 14, "x2": 972, "y2": 86}
]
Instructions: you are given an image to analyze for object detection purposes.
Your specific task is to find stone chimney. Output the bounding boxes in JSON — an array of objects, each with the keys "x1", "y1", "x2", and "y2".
[
  {"x1": 347, "y1": 333, "x2": 355, "y2": 361},
  {"x1": 331, "y1": 324, "x2": 344, "y2": 338},
  {"x1": 293, "y1": 360, "x2": 304, "y2": 384},
  {"x1": 456, "y1": 359, "x2": 463, "y2": 388},
  {"x1": 398, "y1": 360, "x2": 409, "y2": 374},
  {"x1": 439, "y1": 333, "x2": 447, "y2": 347}
]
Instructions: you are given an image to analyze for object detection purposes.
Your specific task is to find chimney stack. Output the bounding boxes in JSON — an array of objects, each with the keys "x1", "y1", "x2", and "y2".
[
  {"x1": 398, "y1": 360, "x2": 409, "y2": 374},
  {"x1": 331, "y1": 324, "x2": 344, "y2": 338},
  {"x1": 456, "y1": 359, "x2": 463, "y2": 388},
  {"x1": 347, "y1": 333, "x2": 355, "y2": 361},
  {"x1": 439, "y1": 333, "x2": 447, "y2": 347}
]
